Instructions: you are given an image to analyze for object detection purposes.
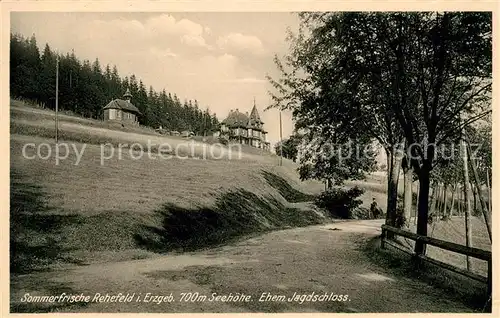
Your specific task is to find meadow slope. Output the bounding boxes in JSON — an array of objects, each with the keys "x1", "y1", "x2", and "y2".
[
  {"x1": 10, "y1": 101, "x2": 329, "y2": 270},
  {"x1": 10, "y1": 101, "x2": 491, "y2": 278}
]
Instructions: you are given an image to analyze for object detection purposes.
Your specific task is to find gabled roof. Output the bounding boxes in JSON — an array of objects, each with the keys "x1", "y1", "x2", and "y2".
[
  {"x1": 222, "y1": 104, "x2": 265, "y2": 130},
  {"x1": 222, "y1": 109, "x2": 249, "y2": 127},
  {"x1": 103, "y1": 99, "x2": 142, "y2": 115}
]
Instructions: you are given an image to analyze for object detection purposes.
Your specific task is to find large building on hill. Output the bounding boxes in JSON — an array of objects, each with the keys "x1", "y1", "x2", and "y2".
[
  {"x1": 219, "y1": 101, "x2": 270, "y2": 150},
  {"x1": 103, "y1": 88, "x2": 142, "y2": 125}
]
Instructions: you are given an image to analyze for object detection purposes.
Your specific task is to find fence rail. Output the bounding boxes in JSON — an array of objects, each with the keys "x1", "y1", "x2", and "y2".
[{"x1": 380, "y1": 224, "x2": 492, "y2": 300}]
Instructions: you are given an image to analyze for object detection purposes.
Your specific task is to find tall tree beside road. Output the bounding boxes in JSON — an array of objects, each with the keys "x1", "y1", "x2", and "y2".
[{"x1": 267, "y1": 12, "x2": 491, "y2": 252}]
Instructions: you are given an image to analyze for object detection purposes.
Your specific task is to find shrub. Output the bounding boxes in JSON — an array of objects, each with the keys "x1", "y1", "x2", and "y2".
[
  {"x1": 428, "y1": 213, "x2": 435, "y2": 224},
  {"x1": 395, "y1": 204, "x2": 406, "y2": 228},
  {"x1": 350, "y1": 206, "x2": 372, "y2": 220},
  {"x1": 218, "y1": 137, "x2": 229, "y2": 146},
  {"x1": 314, "y1": 186, "x2": 364, "y2": 219}
]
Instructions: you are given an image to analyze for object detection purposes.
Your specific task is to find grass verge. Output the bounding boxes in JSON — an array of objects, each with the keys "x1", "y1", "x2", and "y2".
[{"x1": 363, "y1": 236, "x2": 490, "y2": 312}]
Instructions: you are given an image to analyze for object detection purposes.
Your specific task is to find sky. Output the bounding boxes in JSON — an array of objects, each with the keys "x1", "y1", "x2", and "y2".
[{"x1": 11, "y1": 12, "x2": 300, "y2": 146}]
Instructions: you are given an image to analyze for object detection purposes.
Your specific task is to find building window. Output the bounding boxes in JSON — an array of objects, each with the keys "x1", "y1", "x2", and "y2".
[{"x1": 109, "y1": 109, "x2": 116, "y2": 120}]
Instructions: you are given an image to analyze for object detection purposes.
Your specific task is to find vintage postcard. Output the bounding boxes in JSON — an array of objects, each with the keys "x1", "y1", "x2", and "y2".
[{"x1": 2, "y1": 1, "x2": 497, "y2": 315}]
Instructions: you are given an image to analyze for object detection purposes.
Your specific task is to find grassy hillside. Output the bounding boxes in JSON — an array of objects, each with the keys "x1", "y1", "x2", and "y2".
[
  {"x1": 11, "y1": 99, "x2": 162, "y2": 137},
  {"x1": 10, "y1": 101, "x2": 328, "y2": 272}
]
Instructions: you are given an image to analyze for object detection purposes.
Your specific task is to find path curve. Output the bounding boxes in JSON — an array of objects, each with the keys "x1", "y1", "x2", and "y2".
[{"x1": 11, "y1": 220, "x2": 475, "y2": 313}]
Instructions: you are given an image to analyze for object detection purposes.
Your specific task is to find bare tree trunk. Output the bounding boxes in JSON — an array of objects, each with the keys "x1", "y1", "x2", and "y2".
[
  {"x1": 449, "y1": 183, "x2": 457, "y2": 217},
  {"x1": 415, "y1": 169, "x2": 431, "y2": 255},
  {"x1": 442, "y1": 183, "x2": 449, "y2": 220},
  {"x1": 385, "y1": 148, "x2": 402, "y2": 233},
  {"x1": 414, "y1": 181, "x2": 419, "y2": 225},
  {"x1": 461, "y1": 138, "x2": 473, "y2": 271},
  {"x1": 467, "y1": 142, "x2": 492, "y2": 243},
  {"x1": 436, "y1": 183, "x2": 442, "y2": 214},
  {"x1": 403, "y1": 156, "x2": 413, "y2": 227},
  {"x1": 436, "y1": 183, "x2": 444, "y2": 217},
  {"x1": 430, "y1": 182, "x2": 439, "y2": 216},
  {"x1": 470, "y1": 181, "x2": 477, "y2": 215},
  {"x1": 457, "y1": 185, "x2": 462, "y2": 216},
  {"x1": 443, "y1": 184, "x2": 448, "y2": 216},
  {"x1": 430, "y1": 214, "x2": 438, "y2": 237},
  {"x1": 440, "y1": 184, "x2": 446, "y2": 216},
  {"x1": 431, "y1": 183, "x2": 445, "y2": 235}
]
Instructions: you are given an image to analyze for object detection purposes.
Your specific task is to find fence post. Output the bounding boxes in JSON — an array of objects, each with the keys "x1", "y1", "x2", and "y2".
[
  {"x1": 412, "y1": 237, "x2": 424, "y2": 267},
  {"x1": 415, "y1": 237, "x2": 421, "y2": 256},
  {"x1": 414, "y1": 236, "x2": 427, "y2": 257}
]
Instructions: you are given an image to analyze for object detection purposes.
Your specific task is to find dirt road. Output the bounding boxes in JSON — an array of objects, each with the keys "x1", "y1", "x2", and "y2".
[{"x1": 11, "y1": 219, "x2": 475, "y2": 313}]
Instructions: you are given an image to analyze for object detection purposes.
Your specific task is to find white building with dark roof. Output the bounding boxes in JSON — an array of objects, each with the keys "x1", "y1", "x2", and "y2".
[
  {"x1": 219, "y1": 100, "x2": 270, "y2": 150},
  {"x1": 103, "y1": 88, "x2": 141, "y2": 125}
]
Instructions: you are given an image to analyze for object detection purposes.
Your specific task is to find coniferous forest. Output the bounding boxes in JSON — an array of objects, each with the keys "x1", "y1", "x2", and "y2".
[{"x1": 10, "y1": 33, "x2": 220, "y2": 134}]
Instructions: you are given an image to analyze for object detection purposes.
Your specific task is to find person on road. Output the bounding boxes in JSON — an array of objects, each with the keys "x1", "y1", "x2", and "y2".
[{"x1": 370, "y1": 198, "x2": 382, "y2": 219}]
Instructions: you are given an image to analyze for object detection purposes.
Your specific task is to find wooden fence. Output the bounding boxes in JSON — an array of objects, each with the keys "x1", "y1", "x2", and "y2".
[{"x1": 381, "y1": 225, "x2": 492, "y2": 299}]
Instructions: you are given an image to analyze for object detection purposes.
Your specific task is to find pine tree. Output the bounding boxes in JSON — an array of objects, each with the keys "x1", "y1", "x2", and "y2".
[
  {"x1": 9, "y1": 33, "x2": 222, "y2": 133},
  {"x1": 39, "y1": 43, "x2": 56, "y2": 109},
  {"x1": 136, "y1": 80, "x2": 148, "y2": 125}
]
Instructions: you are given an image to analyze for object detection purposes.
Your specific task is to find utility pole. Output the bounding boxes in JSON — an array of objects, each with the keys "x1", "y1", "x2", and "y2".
[
  {"x1": 204, "y1": 114, "x2": 207, "y2": 137},
  {"x1": 55, "y1": 54, "x2": 59, "y2": 144},
  {"x1": 279, "y1": 110, "x2": 283, "y2": 166},
  {"x1": 460, "y1": 120, "x2": 472, "y2": 271}
]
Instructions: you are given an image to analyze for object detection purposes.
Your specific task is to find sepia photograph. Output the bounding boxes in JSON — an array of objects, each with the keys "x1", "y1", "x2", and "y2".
[{"x1": 7, "y1": 9, "x2": 494, "y2": 313}]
